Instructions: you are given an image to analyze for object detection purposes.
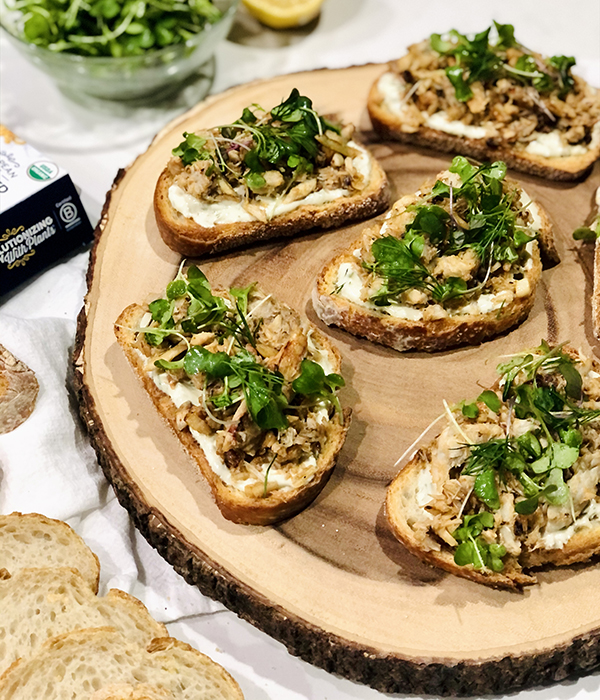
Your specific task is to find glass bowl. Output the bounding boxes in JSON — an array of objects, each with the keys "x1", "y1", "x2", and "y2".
[{"x1": 0, "y1": 0, "x2": 239, "y2": 101}]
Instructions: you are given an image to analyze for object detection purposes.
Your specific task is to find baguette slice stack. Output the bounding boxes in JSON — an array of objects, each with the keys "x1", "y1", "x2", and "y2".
[
  {"x1": 1, "y1": 630, "x2": 243, "y2": 700},
  {"x1": 367, "y1": 25, "x2": 600, "y2": 181},
  {"x1": 154, "y1": 89, "x2": 390, "y2": 256},
  {"x1": 0, "y1": 513, "x2": 244, "y2": 699},
  {"x1": 115, "y1": 267, "x2": 350, "y2": 525},
  {"x1": 314, "y1": 158, "x2": 552, "y2": 352},
  {"x1": 385, "y1": 343, "x2": 600, "y2": 590}
]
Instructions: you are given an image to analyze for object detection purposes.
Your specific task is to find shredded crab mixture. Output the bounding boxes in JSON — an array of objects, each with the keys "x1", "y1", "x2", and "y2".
[
  {"x1": 133, "y1": 284, "x2": 342, "y2": 497},
  {"x1": 410, "y1": 351, "x2": 600, "y2": 573},
  {"x1": 385, "y1": 40, "x2": 600, "y2": 150},
  {"x1": 165, "y1": 99, "x2": 371, "y2": 221},
  {"x1": 334, "y1": 165, "x2": 538, "y2": 320}
]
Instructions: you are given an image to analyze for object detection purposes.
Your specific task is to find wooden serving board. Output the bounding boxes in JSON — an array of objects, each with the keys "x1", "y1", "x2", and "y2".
[{"x1": 74, "y1": 64, "x2": 600, "y2": 696}]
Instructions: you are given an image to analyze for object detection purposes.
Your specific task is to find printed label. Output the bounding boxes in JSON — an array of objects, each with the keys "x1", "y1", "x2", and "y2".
[{"x1": 27, "y1": 160, "x2": 59, "y2": 182}]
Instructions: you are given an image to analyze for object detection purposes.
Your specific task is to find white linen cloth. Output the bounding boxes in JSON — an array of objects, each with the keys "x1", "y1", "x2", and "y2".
[{"x1": 1, "y1": 1, "x2": 600, "y2": 698}]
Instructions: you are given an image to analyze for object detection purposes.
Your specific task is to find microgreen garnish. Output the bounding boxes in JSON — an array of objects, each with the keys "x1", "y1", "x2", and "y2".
[
  {"x1": 172, "y1": 88, "x2": 341, "y2": 194},
  {"x1": 7, "y1": 0, "x2": 222, "y2": 56},
  {"x1": 363, "y1": 156, "x2": 534, "y2": 308},
  {"x1": 292, "y1": 359, "x2": 345, "y2": 422},
  {"x1": 452, "y1": 512, "x2": 507, "y2": 571},
  {"x1": 430, "y1": 22, "x2": 577, "y2": 101},
  {"x1": 142, "y1": 265, "x2": 345, "y2": 433},
  {"x1": 457, "y1": 341, "x2": 599, "y2": 518}
]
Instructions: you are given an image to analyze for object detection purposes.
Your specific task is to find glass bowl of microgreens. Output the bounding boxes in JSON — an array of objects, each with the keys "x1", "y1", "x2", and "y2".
[{"x1": 0, "y1": 0, "x2": 239, "y2": 101}]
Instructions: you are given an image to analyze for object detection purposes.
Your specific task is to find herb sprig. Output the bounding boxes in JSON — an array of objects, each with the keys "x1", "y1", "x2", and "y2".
[{"x1": 430, "y1": 21, "x2": 577, "y2": 101}]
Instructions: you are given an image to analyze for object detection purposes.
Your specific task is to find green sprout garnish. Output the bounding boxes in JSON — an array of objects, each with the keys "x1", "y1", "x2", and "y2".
[
  {"x1": 172, "y1": 88, "x2": 340, "y2": 194},
  {"x1": 363, "y1": 156, "x2": 534, "y2": 308},
  {"x1": 142, "y1": 264, "x2": 345, "y2": 432},
  {"x1": 430, "y1": 21, "x2": 576, "y2": 101}
]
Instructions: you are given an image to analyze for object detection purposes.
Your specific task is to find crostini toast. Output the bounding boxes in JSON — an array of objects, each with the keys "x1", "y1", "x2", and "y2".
[
  {"x1": 154, "y1": 88, "x2": 390, "y2": 256},
  {"x1": 367, "y1": 22, "x2": 600, "y2": 181},
  {"x1": 314, "y1": 157, "x2": 553, "y2": 352},
  {"x1": 115, "y1": 265, "x2": 350, "y2": 525},
  {"x1": 386, "y1": 341, "x2": 600, "y2": 590}
]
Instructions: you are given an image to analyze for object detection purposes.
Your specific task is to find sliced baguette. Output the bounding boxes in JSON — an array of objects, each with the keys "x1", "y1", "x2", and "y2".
[
  {"x1": 115, "y1": 270, "x2": 350, "y2": 525},
  {"x1": 0, "y1": 628, "x2": 244, "y2": 700},
  {"x1": 0, "y1": 512, "x2": 100, "y2": 592},
  {"x1": 367, "y1": 37, "x2": 600, "y2": 181},
  {"x1": 385, "y1": 343, "x2": 600, "y2": 590},
  {"x1": 153, "y1": 90, "x2": 390, "y2": 257},
  {"x1": 0, "y1": 567, "x2": 167, "y2": 675},
  {"x1": 314, "y1": 162, "x2": 550, "y2": 352}
]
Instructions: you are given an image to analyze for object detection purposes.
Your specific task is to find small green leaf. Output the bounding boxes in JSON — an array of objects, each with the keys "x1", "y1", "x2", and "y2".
[
  {"x1": 166, "y1": 279, "x2": 187, "y2": 300},
  {"x1": 477, "y1": 389, "x2": 501, "y2": 414},
  {"x1": 461, "y1": 402, "x2": 480, "y2": 419},
  {"x1": 474, "y1": 469, "x2": 500, "y2": 510},
  {"x1": 515, "y1": 495, "x2": 539, "y2": 515},
  {"x1": 551, "y1": 442, "x2": 579, "y2": 470}
]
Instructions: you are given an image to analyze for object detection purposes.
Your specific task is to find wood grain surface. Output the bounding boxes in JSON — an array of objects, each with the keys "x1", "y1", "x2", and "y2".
[{"x1": 74, "y1": 64, "x2": 600, "y2": 695}]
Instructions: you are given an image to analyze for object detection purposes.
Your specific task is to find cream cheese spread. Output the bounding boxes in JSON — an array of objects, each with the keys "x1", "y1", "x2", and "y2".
[
  {"x1": 524, "y1": 122, "x2": 600, "y2": 158},
  {"x1": 539, "y1": 500, "x2": 600, "y2": 549}
]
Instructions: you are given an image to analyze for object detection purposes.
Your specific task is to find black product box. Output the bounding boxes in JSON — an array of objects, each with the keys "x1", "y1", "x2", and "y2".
[{"x1": 0, "y1": 126, "x2": 94, "y2": 295}]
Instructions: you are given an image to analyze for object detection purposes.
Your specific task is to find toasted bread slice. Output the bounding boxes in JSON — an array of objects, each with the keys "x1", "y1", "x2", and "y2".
[
  {"x1": 115, "y1": 266, "x2": 350, "y2": 525},
  {"x1": 154, "y1": 89, "x2": 390, "y2": 256},
  {"x1": 0, "y1": 512, "x2": 100, "y2": 592},
  {"x1": 0, "y1": 567, "x2": 167, "y2": 675},
  {"x1": 0, "y1": 629, "x2": 244, "y2": 700},
  {"x1": 386, "y1": 342, "x2": 600, "y2": 590},
  {"x1": 367, "y1": 27, "x2": 600, "y2": 181},
  {"x1": 314, "y1": 158, "x2": 551, "y2": 352}
]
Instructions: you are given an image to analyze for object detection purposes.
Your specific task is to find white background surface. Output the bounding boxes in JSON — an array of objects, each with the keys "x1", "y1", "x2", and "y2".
[{"x1": 1, "y1": 1, "x2": 600, "y2": 698}]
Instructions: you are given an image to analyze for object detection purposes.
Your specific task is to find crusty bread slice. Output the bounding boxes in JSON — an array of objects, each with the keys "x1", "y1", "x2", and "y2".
[
  {"x1": 385, "y1": 344, "x2": 600, "y2": 590},
  {"x1": 0, "y1": 512, "x2": 100, "y2": 592},
  {"x1": 367, "y1": 36, "x2": 600, "y2": 182},
  {"x1": 114, "y1": 279, "x2": 350, "y2": 525},
  {"x1": 0, "y1": 628, "x2": 244, "y2": 699},
  {"x1": 154, "y1": 140, "x2": 389, "y2": 257},
  {"x1": 0, "y1": 567, "x2": 167, "y2": 675},
  {"x1": 313, "y1": 165, "x2": 550, "y2": 352},
  {"x1": 368, "y1": 76, "x2": 599, "y2": 181}
]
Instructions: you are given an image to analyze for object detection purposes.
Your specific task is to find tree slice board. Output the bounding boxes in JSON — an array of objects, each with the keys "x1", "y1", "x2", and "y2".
[{"x1": 74, "y1": 64, "x2": 600, "y2": 695}]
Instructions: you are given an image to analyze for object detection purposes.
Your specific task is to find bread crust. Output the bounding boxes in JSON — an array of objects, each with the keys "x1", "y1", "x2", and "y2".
[
  {"x1": 154, "y1": 142, "x2": 390, "y2": 257},
  {"x1": 594, "y1": 237, "x2": 600, "y2": 339},
  {"x1": 313, "y1": 173, "x2": 548, "y2": 353},
  {"x1": 368, "y1": 73, "x2": 600, "y2": 182},
  {"x1": 115, "y1": 302, "x2": 350, "y2": 526},
  {"x1": 385, "y1": 346, "x2": 600, "y2": 591}
]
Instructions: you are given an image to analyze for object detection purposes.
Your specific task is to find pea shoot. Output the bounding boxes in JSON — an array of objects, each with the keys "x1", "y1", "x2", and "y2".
[{"x1": 6, "y1": 0, "x2": 222, "y2": 56}]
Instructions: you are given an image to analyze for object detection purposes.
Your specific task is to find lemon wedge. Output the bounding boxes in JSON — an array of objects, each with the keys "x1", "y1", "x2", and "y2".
[{"x1": 242, "y1": 0, "x2": 325, "y2": 29}]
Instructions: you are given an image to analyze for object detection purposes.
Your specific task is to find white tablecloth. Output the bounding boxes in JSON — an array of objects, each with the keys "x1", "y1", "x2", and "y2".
[{"x1": 2, "y1": 1, "x2": 600, "y2": 698}]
